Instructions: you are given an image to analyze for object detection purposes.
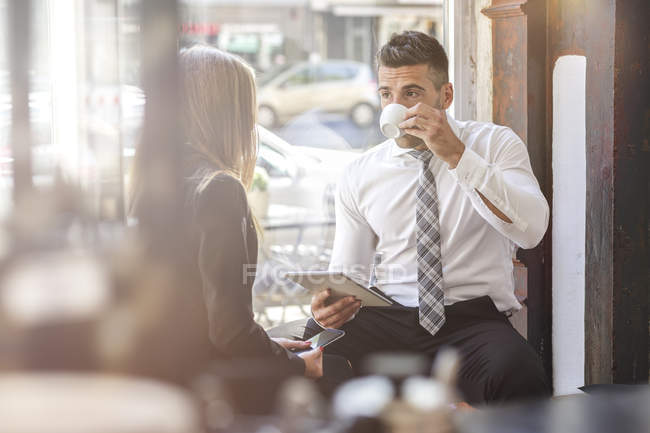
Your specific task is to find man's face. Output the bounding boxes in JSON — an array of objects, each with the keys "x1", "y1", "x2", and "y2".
[{"x1": 377, "y1": 63, "x2": 450, "y2": 148}]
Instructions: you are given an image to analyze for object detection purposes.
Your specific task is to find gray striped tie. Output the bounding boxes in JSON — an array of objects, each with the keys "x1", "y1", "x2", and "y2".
[{"x1": 410, "y1": 150, "x2": 446, "y2": 335}]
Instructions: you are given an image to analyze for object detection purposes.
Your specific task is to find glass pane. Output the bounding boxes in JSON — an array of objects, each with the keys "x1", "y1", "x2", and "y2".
[
  {"x1": 0, "y1": 1, "x2": 447, "y2": 329},
  {"x1": 180, "y1": 0, "x2": 446, "y2": 326},
  {"x1": 0, "y1": 0, "x2": 53, "y2": 218},
  {"x1": 0, "y1": 0, "x2": 9, "y2": 218}
]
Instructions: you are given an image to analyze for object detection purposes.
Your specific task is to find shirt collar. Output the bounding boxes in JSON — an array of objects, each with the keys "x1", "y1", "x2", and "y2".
[{"x1": 389, "y1": 111, "x2": 461, "y2": 158}]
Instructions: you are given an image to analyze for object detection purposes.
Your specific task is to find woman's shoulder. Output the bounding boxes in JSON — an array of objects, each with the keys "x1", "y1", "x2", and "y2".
[
  {"x1": 203, "y1": 172, "x2": 246, "y2": 194},
  {"x1": 192, "y1": 172, "x2": 249, "y2": 228}
]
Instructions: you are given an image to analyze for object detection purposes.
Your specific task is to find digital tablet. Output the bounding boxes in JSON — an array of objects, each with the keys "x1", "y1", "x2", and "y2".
[{"x1": 284, "y1": 271, "x2": 394, "y2": 307}]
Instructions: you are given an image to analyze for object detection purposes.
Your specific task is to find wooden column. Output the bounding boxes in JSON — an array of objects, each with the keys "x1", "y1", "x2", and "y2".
[
  {"x1": 481, "y1": 0, "x2": 527, "y2": 140},
  {"x1": 482, "y1": 0, "x2": 552, "y2": 382},
  {"x1": 484, "y1": 0, "x2": 649, "y2": 387},
  {"x1": 582, "y1": 0, "x2": 649, "y2": 385},
  {"x1": 535, "y1": 0, "x2": 647, "y2": 385},
  {"x1": 609, "y1": 0, "x2": 649, "y2": 385}
]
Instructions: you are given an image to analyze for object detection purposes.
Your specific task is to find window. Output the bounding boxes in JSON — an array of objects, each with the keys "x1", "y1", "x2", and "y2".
[
  {"x1": 0, "y1": 0, "x2": 54, "y2": 218},
  {"x1": 316, "y1": 63, "x2": 358, "y2": 82},
  {"x1": 177, "y1": 0, "x2": 446, "y2": 326},
  {"x1": 0, "y1": 0, "x2": 449, "y2": 328}
]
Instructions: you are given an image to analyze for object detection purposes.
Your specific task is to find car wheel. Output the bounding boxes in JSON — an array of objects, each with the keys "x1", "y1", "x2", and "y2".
[
  {"x1": 350, "y1": 103, "x2": 376, "y2": 128},
  {"x1": 258, "y1": 105, "x2": 278, "y2": 128}
]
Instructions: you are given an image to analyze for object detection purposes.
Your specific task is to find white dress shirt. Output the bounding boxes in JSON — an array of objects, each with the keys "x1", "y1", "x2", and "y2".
[{"x1": 329, "y1": 115, "x2": 549, "y2": 312}]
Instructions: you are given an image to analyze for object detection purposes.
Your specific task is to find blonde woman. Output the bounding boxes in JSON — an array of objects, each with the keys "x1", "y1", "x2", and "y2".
[{"x1": 130, "y1": 45, "x2": 323, "y2": 388}]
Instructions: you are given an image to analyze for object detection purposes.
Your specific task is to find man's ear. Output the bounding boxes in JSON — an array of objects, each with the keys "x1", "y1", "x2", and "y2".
[{"x1": 441, "y1": 82, "x2": 454, "y2": 110}]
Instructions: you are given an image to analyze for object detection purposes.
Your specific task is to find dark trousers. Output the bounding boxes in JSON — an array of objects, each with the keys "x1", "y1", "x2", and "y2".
[{"x1": 304, "y1": 296, "x2": 551, "y2": 405}]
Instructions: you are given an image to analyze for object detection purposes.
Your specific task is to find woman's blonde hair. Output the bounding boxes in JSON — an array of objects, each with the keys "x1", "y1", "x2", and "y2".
[
  {"x1": 180, "y1": 45, "x2": 258, "y2": 193},
  {"x1": 129, "y1": 45, "x2": 259, "y2": 219}
]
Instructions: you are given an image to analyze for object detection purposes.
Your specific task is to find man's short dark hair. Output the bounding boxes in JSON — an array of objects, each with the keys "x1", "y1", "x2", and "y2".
[{"x1": 376, "y1": 31, "x2": 449, "y2": 89}]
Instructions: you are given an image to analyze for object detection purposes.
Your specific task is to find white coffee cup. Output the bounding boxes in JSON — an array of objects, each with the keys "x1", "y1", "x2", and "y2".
[{"x1": 379, "y1": 103, "x2": 408, "y2": 139}]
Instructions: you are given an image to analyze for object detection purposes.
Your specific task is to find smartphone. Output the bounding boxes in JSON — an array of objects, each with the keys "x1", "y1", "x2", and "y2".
[
  {"x1": 291, "y1": 328, "x2": 345, "y2": 353},
  {"x1": 307, "y1": 328, "x2": 345, "y2": 349}
]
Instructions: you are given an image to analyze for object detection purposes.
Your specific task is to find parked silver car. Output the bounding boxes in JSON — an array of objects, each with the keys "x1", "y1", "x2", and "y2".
[{"x1": 257, "y1": 60, "x2": 379, "y2": 128}]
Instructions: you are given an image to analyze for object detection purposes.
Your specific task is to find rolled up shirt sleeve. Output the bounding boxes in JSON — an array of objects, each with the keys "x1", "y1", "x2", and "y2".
[{"x1": 449, "y1": 127, "x2": 549, "y2": 249}]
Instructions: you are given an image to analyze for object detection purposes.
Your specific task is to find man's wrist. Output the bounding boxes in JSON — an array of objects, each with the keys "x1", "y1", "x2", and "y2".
[
  {"x1": 310, "y1": 306, "x2": 327, "y2": 329},
  {"x1": 446, "y1": 140, "x2": 465, "y2": 169}
]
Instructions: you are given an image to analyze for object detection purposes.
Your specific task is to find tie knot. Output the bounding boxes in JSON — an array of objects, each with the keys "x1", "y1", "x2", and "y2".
[{"x1": 410, "y1": 150, "x2": 433, "y2": 165}]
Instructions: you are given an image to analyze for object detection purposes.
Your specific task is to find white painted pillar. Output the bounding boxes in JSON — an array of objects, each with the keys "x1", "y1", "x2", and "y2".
[{"x1": 551, "y1": 55, "x2": 586, "y2": 396}]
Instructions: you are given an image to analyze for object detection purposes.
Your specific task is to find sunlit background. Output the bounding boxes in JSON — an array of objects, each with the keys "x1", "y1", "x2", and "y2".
[
  {"x1": 1, "y1": 1, "x2": 648, "y2": 431},
  {"x1": 0, "y1": 0, "x2": 448, "y2": 328}
]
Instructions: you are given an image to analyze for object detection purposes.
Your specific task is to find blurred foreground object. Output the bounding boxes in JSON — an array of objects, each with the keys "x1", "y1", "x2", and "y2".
[
  {"x1": 0, "y1": 373, "x2": 202, "y2": 433},
  {"x1": 0, "y1": 182, "x2": 111, "y2": 371},
  {"x1": 455, "y1": 385, "x2": 650, "y2": 433},
  {"x1": 333, "y1": 350, "x2": 461, "y2": 433},
  {"x1": 0, "y1": 180, "x2": 213, "y2": 383}
]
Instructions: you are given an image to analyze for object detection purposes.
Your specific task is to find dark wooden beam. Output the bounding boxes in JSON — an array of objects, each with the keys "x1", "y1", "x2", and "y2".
[
  {"x1": 521, "y1": 0, "x2": 551, "y2": 384},
  {"x1": 583, "y1": 0, "x2": 616, "y2": 385},
  {"x1": 485, "y1": 0, "x2": 649, "y2": 387},
  {"x1": 610, "y1": 0, "x2": 649, "y2": 384},
  {"x1": 553, "y1": 0, "x2": 649, "y2": 385},
  {"x1": 482, "y1": 0, "x2": 553, "y2": 383}
]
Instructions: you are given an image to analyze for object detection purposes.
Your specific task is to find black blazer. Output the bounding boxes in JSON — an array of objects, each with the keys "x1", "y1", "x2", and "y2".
[{"x1": 185, "y1": 169, "x2": 305, "y2": 375}]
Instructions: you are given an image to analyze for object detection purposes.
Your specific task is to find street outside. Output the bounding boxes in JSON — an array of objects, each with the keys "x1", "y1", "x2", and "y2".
[
  {"x1": 270, "y1": 110, "x2": 383, "y2": 151},
  {"x1": 0, "y1": 0, "x2": 440, "y2": 328},
  {"x1": 252, "y1": 110, "x2": 384, "y2": 328},
  {"x1": 0, "y1": 82, "x2": 384, "y2": 329}
]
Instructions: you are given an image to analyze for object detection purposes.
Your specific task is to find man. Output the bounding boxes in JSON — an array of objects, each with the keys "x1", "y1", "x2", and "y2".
[{"x1": 308, "y1": 31, "x2": 551, "y2": 404}]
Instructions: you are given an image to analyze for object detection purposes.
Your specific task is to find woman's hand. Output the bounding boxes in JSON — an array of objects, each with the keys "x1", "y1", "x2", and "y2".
[
  {"x1": 271, "y1": 337, "x2": 312, "y2": 351},
  {"x1": 298, "y1": 347, "x2": 324, "y2": 379}
]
